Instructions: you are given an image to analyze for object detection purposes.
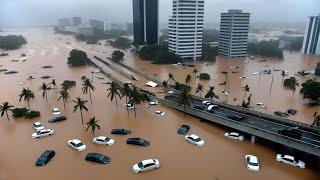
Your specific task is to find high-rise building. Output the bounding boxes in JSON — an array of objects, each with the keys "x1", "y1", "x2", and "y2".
[
  {"x1": 219, "y1": 9, "x2": 250, "y2": 58},
  {"x1": 72, "y1": 17, "x2": 82, "y2": 26},
  {"x1": 302, "y1": 14, "x2": 320, "y2": 56},
  {"x1": 168, "y1": 0, "x2": 205, "y2": 60},
  {"x1": 132, "y1": 0, "x2": 159, "y2": 46},
  {"x1": 58, "y1": 18, "x2": 71, "y2": 27},
  {"x1": 89, "y1": 19, "x2": 105, "y2": 31}
]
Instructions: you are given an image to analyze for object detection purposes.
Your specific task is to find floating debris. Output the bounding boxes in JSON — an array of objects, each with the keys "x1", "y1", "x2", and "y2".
[
  {"x1": 251, "y1": 72, "x2": 260, "y2": 75},
  {"x1": 96, "y1": 76, "x2": 104, "y2": 80},
  {"x1": 258, "y1": 59, "x2": 267, "y2": 62},
  {"x1": 4, "y1": 70, "x2": 18, "y2": 74},
  {"x1": 263, "y1": 69, "x2": 272, "y2": 74},
  {"x1": 0, "y1": 69, "x2": 8, "y2": 72},
  {"x1": 41, "y1": 76, "x2": 51, "y2": 79},
  {"x1": 11, "y1": 59, "x2": 19, "y2": 62},
  {"x1": 42, "y1": 65, "x2": 53, "y2": 69},
  {"x1": 239, "y1": 76, "x2": 246, "y2": 79}
]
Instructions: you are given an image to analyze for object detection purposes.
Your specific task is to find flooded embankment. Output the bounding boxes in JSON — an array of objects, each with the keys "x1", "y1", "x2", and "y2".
[{"x1": 0, "y1": 28, "x2": 319, "y2": 180}]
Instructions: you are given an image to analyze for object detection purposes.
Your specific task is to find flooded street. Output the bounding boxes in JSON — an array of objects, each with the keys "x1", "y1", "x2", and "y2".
[{"x1": 0, "y1": 28, "x2": 319, "y2": 180}]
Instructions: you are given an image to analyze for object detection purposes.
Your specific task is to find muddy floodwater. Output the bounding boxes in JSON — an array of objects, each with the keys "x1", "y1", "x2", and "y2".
[{"x1": 0, "y1": 28, "x2": 319, "y2": 180}]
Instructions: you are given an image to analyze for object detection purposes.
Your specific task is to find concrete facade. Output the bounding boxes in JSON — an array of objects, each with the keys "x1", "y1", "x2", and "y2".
[{"x1": 302, "y1": 14, "x2": 320, "y2": 56}]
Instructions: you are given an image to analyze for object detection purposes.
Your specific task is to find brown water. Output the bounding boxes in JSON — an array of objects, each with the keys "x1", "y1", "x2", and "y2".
[
  {"x1": 0, "y1": 28, "x2": 319, "y2": 180},
  {"x1": 122, "y1": 50, "x2": 320, "y2": 125}
]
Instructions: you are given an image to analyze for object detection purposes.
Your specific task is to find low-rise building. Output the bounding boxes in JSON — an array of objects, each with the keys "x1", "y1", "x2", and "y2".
[{"x1": 78, "y1": 25, "x2": 93, "y2": 36}]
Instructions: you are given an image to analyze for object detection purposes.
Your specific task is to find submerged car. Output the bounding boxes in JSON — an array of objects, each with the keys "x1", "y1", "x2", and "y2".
[
  {"x1": 177, "y1": 125, "x2": 190, "y2": 135},
  {"x1": 132, "y1": 159, "x2": 160, "y2": 173},
  {"x1": 93, "y1": 136, "x2": 115, "y2": 145},
  {"x1": 185, "y1": 134, "x2": 205, "y2": 146},
  {"x1": 207, "y1": 104, "x2": 219, "y2": 112},
  {"x1": 276, "y1": 154, "x2": 305, "y2": 168},
  {"x1": 274, "y1": 111, "x2": 289, "y2": 117},
  {"x1": 85, "y1": 152, "x2": 111, "y2": 164},
  {"x1": 48, "y1": 115, "x2": 67, "y2": 123},
  {"x1": 224, "y1": 132, "x2": 244, "y2": 141},
  {"x1": 277, "y1": 128, "x2": 301, "y2": 140},
  {"x1": 245, "y1": 155, "x2": 260, "y2": 171},
  {"x1": 147, "y1": 100, "x2": 159, "y2": 107},
  {"x1": 52, "y1": 108, "x2": 61, "y2": 115},
  {"x1": 127, "y1": 138, "x2": 150, "y2": 147},
  {"x1": 111, "y1": 129, "x2": 132, "y2": 135},
  {"x1": 35, "y1": 150, "x2": 55, "y2": 166},
  {"x1": 32, "y1": 129, "x2": 54, "y2": 138},
  {"x1": 155, "y1": 110, "x2": 165, "y2": 116},
  {"x1": 202, "y1": 101, "x2": 212, "y2": 106},
  {"x1": 123, "y1": 104, "x2": 135, "y2": 110},
  {"x1": 68, "y1": 139, "x2": 86, "y2": 151},
  {"x1": 33, "y1": 121, "x2": 44, "y2": 131},
  {"x1": 256, "y1": 103, "x2": 266, "y2": 108}
]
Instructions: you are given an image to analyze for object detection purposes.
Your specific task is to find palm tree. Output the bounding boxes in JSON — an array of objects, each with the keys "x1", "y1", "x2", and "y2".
[
  {"x1": 39, "y1": 82, "x2": 51, "y2": 101},
  {"x1": 57, "y1": 89, "x2": 70, "y2": 109},
  {"x1": 19, "y1": 88, "x2": 35, "y2": 108},
  {"x1": 168, "y1": 73, "x2": 175, "y2": 86},
  {"x1": 185, "y1": 74, "x2": 192, "y2": 86},
  {"x1": 205, "y1": 86, "x2": 219, "y2": 100},
  {"x1": 86, "y1": 117, "x2": 101, "y2": 135},
  {"x1": 193, "y1": 68, "x2": 198, "y2": 78},
  {"x1": 222, "y1": 71, "x2": 229, "y2": 91},
  {"x1": 178, "y1": 88, "x2": 192, "y2": 117},
  {"x1": 313, "y1": 112, "x2": 320, "y2": 126},
  {"x1": 121, "y1": 83, "x2": 132, "y2": 116},
  {"x1": 73, "y1": 97, "x2": 88, "y2": 125},
  {"x1": 27, "y1": 75, "x2": 35, "y2": 84},
  {"x1": 243, "y1": 84, "x2": 250, "y2": 102},
  {"x1": 0, "y1": 102, "x2": 14, "y2": 122},
  {"x1": 50, "y1": 79, "x2": 57, "y2": 90},
  {"x1": 128, "y1": 86, "x2": 147, "y2": 117},
  {"x1": 107, "y1": 81, "x2": 122, "y2": 108},
  {"x1": 291, "y1": 78, "x2": 299, "y2": 95},
  {"x1": 195, "y1": 83, "x2": 204, "y2": 97},
  {"x1": 82, "y1": 78, "x2": 95, "y2": 104}
]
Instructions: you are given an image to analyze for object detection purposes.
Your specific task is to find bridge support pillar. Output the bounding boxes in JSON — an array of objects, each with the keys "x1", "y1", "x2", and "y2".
[{"x1": 251, "y1": 135, "x2": 256, "y2": 144}]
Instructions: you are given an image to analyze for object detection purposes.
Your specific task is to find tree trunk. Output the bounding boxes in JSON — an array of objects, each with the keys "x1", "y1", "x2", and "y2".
[
  {"x1": 89, "y1": 89, "x2": 93, "y2": 104},
  {"x1": 27, "y1": 100, "x2": 30, "y2": 108},
  {"x1": 6, "y1": 111, "x2": 10, "y2": 123},
  {"x1": 45, "y1": 92, "x2": 48, "y2": 102},
  {"x1": 80, "y1": 110, "x2": 84, "y2": 125},
  {"x1": 63, "y1": 100, "x2": 66, "y2": 110}
]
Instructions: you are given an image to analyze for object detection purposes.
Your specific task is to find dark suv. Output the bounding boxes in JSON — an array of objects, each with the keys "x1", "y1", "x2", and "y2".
[{"x1": 278, "y1": 128, "x2": 302, "y2": 140}]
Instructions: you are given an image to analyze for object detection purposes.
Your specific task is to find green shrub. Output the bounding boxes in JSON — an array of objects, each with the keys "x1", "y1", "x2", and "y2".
[
  {"x1": 61, "y1": 80, "x2": 76, "y2": 90},
  {"x1": 315, "y1": 62, "x2": 320, "y2": 76},
  {"x1": 111, "y1": 50, "x2": 125, "y2": 61},
  {"x1": 12, "y1": 108, "x2": 29, "y2": 118},
  {"x1": 199, "y1": 73, "x2": 211, "y2": 80},
  {"x1": 0, "y1": 35, "x2": 27, "y2": 50},
  {"x1": 172, "y1": 82, "x2": 191, "y2": 92},
  {"x1": 25, "y1": 110, "x2": 41, "y2": 119}
]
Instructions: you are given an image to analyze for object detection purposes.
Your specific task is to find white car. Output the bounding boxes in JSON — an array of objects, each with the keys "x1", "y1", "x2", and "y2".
[
  {"x1": 224, "y1": 132, "x2": 244, "y2": 141},
  {"x1": 147, "y1": 100, "x2": 159, "y2": 107},
  {"x1": 256, "y1": 103, "x2": 266, "y2": 109},
  {"x1": 32, "y1": 121, "x2": 44, "y2": 131},
  {"x1": 93, "y1": 136, "x2": 115, "y2": 145},
  {"x1": 155, "y1": 111, "x2": 165, "y2": 117},
  {"x1": 221, "y1": 91, "x2": 229, "y2": 96},
  {"x1": 276, "y1": 154, "x2": 305, "y2": 168},
  {"x1": 52, "y1": 108, "x2": 61, "y2": 115},
  {"x1": 123, "y1": 104, "x2": 135, "y2": 110},
  {"x1": 32, "y1": 129, "x2": 54, "y2": 138},
  {"x1": 202, "y1": 101, "x2": 212, "y2": 106},
  {"x1": 207, "y1": 104, "x2": 219, "y2": 112},
  {"x1": 245, "y1": 155, "x2": 260, "y2": 171},
  {"x1": 185, "y1": 134, "x2": 205, "y2": 146},
  {"x1": 239, "y1": 76, "x2": 247, "y2": 79},
  {"x1": 68, "y1": 139, "x2": 86, "y2": 151},
  {"x1": 132, "y1": 159, "x2": 160, "y2": 173}
]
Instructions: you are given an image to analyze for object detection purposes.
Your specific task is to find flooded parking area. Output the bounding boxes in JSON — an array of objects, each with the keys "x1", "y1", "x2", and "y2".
[{"x1": 0, "y1": 28, "x2": 319, "y2": 180}]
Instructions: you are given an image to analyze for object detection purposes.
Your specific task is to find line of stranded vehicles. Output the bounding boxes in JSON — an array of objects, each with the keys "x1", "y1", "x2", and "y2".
[{"x1": 32, "y1": 101, "x2": 305, "y2": 173}]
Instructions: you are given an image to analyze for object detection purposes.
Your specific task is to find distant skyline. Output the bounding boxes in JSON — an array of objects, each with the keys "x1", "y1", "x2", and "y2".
[{"x1": 0, "y1": 0, "x2": 319, "y2": 27}]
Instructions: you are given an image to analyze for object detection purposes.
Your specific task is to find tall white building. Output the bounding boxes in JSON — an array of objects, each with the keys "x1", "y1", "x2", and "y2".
[
  {"x1": 219, "y1": 9, "x2": 250, "y2": 58},
  {"x1": 302, "y1": 14, "x2": 320, "y2": 56},
  {"x1": 168, "y1": 0, "x2": 205, "y2": 60}
]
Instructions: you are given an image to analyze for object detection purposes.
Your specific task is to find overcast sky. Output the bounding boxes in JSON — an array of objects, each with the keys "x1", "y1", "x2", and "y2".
[{"x1": 0, "y1": 0, "x2": 319, "y2": 27}]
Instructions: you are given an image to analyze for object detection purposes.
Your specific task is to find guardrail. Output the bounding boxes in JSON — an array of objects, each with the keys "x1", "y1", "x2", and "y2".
[{"x1": 159, "y1": 98, "x2": 320, "y2": 157}]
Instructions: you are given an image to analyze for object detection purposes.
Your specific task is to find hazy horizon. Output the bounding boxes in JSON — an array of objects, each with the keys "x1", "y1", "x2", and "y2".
[{"x1": 0, "y1": 0, "x2": 319, "y2": 28}]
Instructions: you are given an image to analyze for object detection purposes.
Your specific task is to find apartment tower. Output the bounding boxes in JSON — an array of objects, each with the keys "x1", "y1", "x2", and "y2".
[
  {"x1": 302, "y1": 14, "x2": 320, "y2": 56},
  {"x1": 219, "y1": 9, "x2": 250, "y2": 58},
  {"x1": 132, "y1": 0, "x2": 159, "y2": 47},
  {"x1": 168, "y1": 0, "x2": 205, "y2": 60}
]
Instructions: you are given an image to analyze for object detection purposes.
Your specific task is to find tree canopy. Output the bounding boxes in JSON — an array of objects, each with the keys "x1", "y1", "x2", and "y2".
[
  {"x1": 67, "y1": 49, "x2": 90, "y2": 66},
  {"x1": 300, "y1": 80, "x2": 320, "y2": 101},
  {"x1": 0, "y1": 35, "x2": 27, "y2": 50},
  {"x1": 139, "y1": 44, "x2": 181, "y2": 64},
  {"x1": 248, "y1": 40, "x2": 284, "y2": 59},
  {"x1": 109, "y1": 37, "x2": 131, "y2": 49},
  {"x1": 111, "y1": 50, "x2": 125, "y2": 61}
]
